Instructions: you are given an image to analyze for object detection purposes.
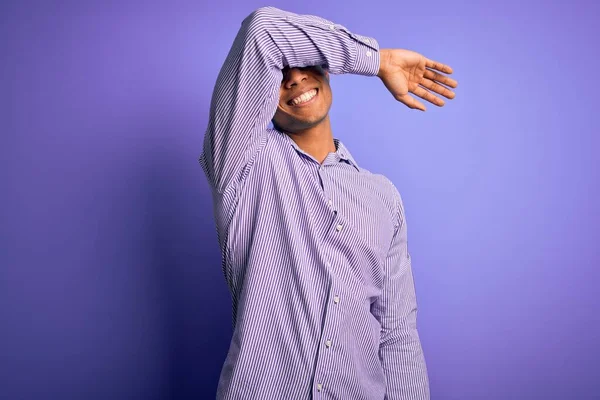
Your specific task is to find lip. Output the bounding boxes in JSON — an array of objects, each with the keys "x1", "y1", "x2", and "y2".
[{"x1": 288, "y1": 88, "x2": 318, "y2": 108}]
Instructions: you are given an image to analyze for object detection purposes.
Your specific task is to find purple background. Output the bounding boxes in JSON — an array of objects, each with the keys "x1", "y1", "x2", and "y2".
[{"x1": 2, "y1": 1, "x2": 599, "y2": 399}]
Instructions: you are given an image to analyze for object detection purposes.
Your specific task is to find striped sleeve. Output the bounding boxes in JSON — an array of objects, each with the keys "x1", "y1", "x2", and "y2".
[
  {"x1": 199, "y1": 6, "x2": 380, "y2": 193},
  {"x1": 373, "y1": 185, "x2": 430, "y2": 399}
]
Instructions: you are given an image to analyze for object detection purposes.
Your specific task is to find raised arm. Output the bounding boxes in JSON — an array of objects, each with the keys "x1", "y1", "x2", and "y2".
[
  {"x1": 373, "y1": 185, "x2": 430, "y2": 400},
  {"x1": 199, "y1": 6, "x2": 380, "y2": 193}
]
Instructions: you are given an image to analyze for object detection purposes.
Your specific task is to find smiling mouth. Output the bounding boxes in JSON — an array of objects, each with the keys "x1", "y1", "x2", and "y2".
[{"x1": 287, "y1": 88, "x2": 318, "y2": 107}]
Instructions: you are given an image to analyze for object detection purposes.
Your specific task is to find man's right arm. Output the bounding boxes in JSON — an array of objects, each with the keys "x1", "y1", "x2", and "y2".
[{"x1": 199, "y1": 6, "x2": 381, "y2": 194}]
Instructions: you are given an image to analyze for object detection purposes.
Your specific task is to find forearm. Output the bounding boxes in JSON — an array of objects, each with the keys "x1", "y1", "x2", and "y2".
[
  {"x1": 256, "y1": 7, "x2": 380, "y2": 76},
  {"x1": 379, "y1": 257, "x2": 429, "y2": 399},
  {"x1": 380, "y1": 323, "x2": 430, "y2": 400}
]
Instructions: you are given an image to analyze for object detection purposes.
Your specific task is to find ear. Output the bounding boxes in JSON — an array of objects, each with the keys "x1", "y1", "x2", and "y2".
[
  {"x1": 315, "y1": 64, "x2": 329, "y2": 79},
  {"x1": 323, "y1": 68, "x2": 330, "y2": 82}
]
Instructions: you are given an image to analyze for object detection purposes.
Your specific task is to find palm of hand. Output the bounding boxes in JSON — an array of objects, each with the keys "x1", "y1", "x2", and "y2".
[{"x1": 378, "y1": 49, "x2": 457, "y2": 111}]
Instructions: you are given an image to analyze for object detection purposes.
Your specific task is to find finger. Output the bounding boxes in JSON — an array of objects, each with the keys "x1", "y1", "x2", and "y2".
[
  {"x1": 396, "y1": 93, "x2": 427, "y2": 111},
  {"x1": 424, "y1": 69, "x2": 458, "y2": 88},
  {"x1": 420, "y1": 77, "x2": 456, "y2": 99},
  {"x1": 425, "y1": 58, "x2": 453, "y2": 74},
  {"x1": 413, "y1": 86, "x2": 445, "y2": 107}
]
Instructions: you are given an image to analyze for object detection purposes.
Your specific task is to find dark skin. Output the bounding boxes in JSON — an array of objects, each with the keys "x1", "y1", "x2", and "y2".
[
  {"x1": 273, "y1": 65, "x2": 335, "y2": 163},
  {"x1": 272, "y1": 48, "x2": 458, "y2": 164}
]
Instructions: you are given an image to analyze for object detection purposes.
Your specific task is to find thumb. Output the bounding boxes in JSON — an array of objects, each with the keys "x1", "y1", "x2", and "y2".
[{"x1": 396, "y1": 93, "x2": 426, "y2": 111}]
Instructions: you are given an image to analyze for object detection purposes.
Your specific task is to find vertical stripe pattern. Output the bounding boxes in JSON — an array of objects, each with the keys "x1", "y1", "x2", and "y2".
[{"x1": 199, "y1": 7, "x2": 429, "y2": 400}]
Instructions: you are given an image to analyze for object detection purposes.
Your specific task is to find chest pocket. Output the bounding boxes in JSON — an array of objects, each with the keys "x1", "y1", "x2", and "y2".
[{"x1": 327, "y1": 176, "x2": 396, "y2": 278}]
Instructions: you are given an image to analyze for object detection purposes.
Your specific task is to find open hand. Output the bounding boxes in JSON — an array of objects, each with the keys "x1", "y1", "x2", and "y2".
[{"x1": 377, "y1": 49, "x2": 458, "y2": 111}]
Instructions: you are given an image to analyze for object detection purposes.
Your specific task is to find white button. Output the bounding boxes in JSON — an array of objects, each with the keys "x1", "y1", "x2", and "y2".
[
  {"x1": 317, "y1": 383, "x2": 323, "y2": 391},
  {"x1": 336, "y1": 224, "x2": 343, "y2": 232},
  {"x1": 327, "y1": 199, "x2": 333, "y2": 207},
  {"x1": 325, "y1": 340, "x2": 332, "y2": 348},
  {"x1": 366, "y1": 51, "x2": 372, "y2": 57},
  {"x1": 333, "y1": 295, "x2": 340, "y2": 304},
  {"x1": 329, "y1": 24, "x2": 335, "y2": 30}
]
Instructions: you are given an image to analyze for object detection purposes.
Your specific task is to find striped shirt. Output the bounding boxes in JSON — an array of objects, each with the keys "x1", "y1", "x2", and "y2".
[{"x1": 199, "y1": 6, "x2": 429, "y2": 400}]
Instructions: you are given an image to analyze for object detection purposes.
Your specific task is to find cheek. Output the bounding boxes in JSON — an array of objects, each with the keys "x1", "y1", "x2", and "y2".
[{"x1": 321, "y1": 89, "x2": 332, "y2": 107}]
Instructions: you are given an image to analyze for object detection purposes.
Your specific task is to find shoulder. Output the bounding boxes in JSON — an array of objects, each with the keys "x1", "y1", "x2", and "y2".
[
  {"x1": 370, "y1": 170, "x2": 404, "y2": 230},
  {"x1": 354, "y1": 166, "x2": 404, "y2": 230}
]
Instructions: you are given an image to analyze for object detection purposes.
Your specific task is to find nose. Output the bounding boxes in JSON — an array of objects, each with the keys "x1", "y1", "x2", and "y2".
[{"x1": 283, "y1": 68, "x2": 309, "y2": 89}]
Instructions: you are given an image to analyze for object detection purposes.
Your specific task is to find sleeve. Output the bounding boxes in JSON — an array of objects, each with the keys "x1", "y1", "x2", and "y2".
[
  {"x1": 372, "y1": 185, "x2": 430, "y2": 400},
  {"x1": 199, "y1": 6, "x2": 380, "y2": 193}
]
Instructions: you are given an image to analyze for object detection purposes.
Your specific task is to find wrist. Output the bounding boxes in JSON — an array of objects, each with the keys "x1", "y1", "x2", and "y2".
[{"x1": 377, "y1": 49, "x2": 390, "y2": 78}]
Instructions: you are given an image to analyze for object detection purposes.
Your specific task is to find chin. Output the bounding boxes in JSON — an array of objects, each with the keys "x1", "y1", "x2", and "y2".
[{"x1": 274, "y1": 106, "x2": 328, "y2": 132}]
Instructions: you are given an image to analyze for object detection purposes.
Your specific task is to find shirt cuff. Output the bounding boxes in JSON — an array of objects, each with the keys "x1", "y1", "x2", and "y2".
[{"x1": 351, "y1": 36, "x2": 380, "y2": 77}]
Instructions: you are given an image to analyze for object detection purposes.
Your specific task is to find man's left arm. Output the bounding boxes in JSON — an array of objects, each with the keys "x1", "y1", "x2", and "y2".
[{"x1": 372, "y1": 186, "x2": 430, "y2": 400}]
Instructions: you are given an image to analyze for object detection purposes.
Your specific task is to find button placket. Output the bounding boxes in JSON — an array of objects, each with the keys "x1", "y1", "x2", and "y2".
[
  {"x1": 313, "y1": 284, "x2": 339, "y2": 395},
  {"x1": 315, "y1": 230, "x2": 344, "y2": 395}
]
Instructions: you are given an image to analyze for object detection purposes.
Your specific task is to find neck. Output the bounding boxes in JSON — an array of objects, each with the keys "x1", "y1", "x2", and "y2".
[{"x1": 285, "y1": 115, "x2": 336, "y2": 164}]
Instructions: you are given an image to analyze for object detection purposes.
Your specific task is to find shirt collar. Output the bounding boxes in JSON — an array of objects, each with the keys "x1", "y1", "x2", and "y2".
[
  {"x1": 281, "y1": 133, "x2": 361, "y2": 172},
  {"x1": 333, "y1": 138, "x2": 360, "y2": 172}
]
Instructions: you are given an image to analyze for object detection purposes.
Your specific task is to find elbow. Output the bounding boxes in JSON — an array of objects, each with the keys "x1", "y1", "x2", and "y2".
[
  {"x1": 380, "y1": 318, "x2": 419, "y2": 348},
  {"x1": 246, "y1": 6, "x2": 281, "y2": 20},
  {"x1": 242, "y1": 6, "x2": 282, "y2": 36}
]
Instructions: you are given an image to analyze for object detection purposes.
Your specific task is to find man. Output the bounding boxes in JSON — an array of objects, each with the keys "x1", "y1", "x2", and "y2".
[{"x1": 200, "y1": 6, "x2": 457, "y2": 400}]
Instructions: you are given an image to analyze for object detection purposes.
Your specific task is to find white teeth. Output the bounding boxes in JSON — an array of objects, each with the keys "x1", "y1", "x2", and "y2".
[{"x1": 291, "y1": 89, "x2": 317, "y2": 106}]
